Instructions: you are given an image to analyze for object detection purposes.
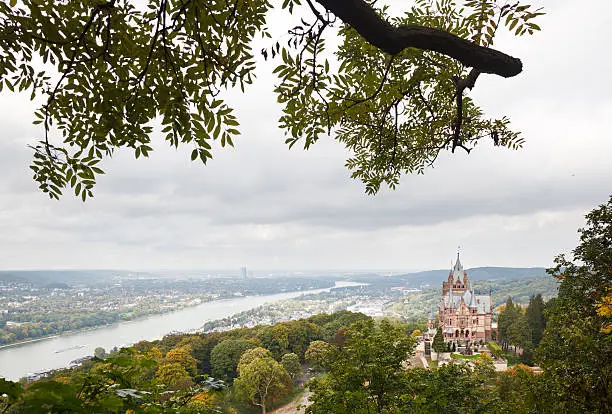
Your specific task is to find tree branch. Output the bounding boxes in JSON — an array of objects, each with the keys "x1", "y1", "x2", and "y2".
[
  {"x1": 314, "y1": 0, "x2": 522, "y2": 77},
  {"x1": 452, "y1": 68, "x2": 480, "y2": 153}
]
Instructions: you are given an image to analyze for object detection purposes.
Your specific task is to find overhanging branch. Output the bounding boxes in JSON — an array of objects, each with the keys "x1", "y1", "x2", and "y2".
[{"x1": 315, "y1": 0, "x2": 522, "y2": 77}]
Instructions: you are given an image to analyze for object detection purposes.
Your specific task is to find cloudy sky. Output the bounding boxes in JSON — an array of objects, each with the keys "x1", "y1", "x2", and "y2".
[{"x1": 0, "y1": 0, "x2": 610, "y2": 272}]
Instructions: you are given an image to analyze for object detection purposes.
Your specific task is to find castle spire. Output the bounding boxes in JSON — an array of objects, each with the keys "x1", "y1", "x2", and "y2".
[
  {"x1": 453, "y1": 249, "x2": 463, "y2": 281},
  {"x1": 448, "y1": 284, "x2": 454, "y2": 308},
  {"x1": 469, "y1": 285, "x2": 477, "y2": 308}
]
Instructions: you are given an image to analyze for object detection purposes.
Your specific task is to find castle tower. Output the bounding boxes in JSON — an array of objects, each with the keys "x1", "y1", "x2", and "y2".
[
  {"x1": 452, "y1": 251, "x2": 463, "y2": 282},
  {"x1": 437, "y1": 251, "x2": 493, "y2": 343}
]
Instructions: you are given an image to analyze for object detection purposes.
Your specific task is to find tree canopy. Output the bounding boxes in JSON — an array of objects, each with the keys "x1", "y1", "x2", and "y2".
[
  {"x1": 536, "y1": 195, "x2": 612, "y2": 413},
  {"x1": 0, "y1": 0, "x2": 543, "y2": 199},
  {"x1": 210, "y1": 339, "x2": 258, "y2": 382},
  {"x1": 234, "y1": 347, "x2": 292, "y2": 414},
  {"x1": 306, "y1": 318, "x2": 416, "y2": 413}
]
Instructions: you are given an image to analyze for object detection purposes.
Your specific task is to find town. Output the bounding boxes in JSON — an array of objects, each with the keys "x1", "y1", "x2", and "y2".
[{"x1": 0, "y1": 272, "x2": 334, "y2": 345}]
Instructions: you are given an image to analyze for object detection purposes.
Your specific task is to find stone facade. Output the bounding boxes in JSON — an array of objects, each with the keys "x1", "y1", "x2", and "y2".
[{"x1": 428, "y1": 253, "x2": 493, "y2": 343}]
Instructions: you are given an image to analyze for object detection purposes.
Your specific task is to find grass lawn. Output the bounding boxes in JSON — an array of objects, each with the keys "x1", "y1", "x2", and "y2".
[{"x1": 450, "y1": 353, "x2": 482, "y2": 360}]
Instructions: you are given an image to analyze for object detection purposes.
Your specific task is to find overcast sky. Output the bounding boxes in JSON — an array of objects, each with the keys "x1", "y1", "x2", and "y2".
[{"x1": 0, "y1": 0, "x2": 610, "y2": 272}]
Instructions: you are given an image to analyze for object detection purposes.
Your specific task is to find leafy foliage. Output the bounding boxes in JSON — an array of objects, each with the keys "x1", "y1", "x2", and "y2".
[
  {"x1": 306, "y1": 319, "x2": 416, "y2": 414},
  {"x1": 210, "y1": 339, "x2": 258, "y2": 383},
  {"x1": 525, "y1": 293, "x2": 546, "y2": 346},
  {"x1": 234, "y1": 348, "x2": 292, "y2": 414},
  {"x1": 496, "y1": 365, "x2": 561, "y2": 414},
  {"x1": 165, "y1": 345, "x2": 198, "y2": 376},
  {"x1": 3, "y1": 290, "x2": 612, "y2": 414},
  {"x1": 304, "y1": 340, "x2": 333, "y2": 372},
  {"x1": 432, "y1": 326, "x2": 446, "y2": 353},
  {"x1": 0, "y1": 311, "x2": 374, "y2": 413},
  {"x1": 401, "y1": 359, "x2": 498, "y2": 413},
  {"x1": 280, "y1": 352, "x2": 302, "y2": 382},
  {"x1": 1, "y1": 0, "x2": 266, "y2": 200},
  {"x1": 257, "y1": 324, "x2": 290, "y2": 360},
  {"x1": 536, "y1": 195, "x2": 612, "y2": 413},
  {"x1": 275, "y1": 0, "x2": 542, "y2": 194},
  {"x1": 0, "y1": 0, "x2": 543, "y2": 198}
]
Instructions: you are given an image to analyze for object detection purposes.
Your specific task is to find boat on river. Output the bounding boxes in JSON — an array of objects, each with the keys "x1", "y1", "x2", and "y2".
[{"x1": 54, "y1": 345, "x2": 85, "y2": 353}]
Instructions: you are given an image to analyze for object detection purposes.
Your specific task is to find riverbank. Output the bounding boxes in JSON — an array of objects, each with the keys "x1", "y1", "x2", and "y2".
[
  {"x1": 0, "y1": 282, "x2": 357, "y2": 381},
  {"x1": 0, "y1": 286, "x2": 336, "y2": 349},
  {"x1": 0, "y1": 334, "x2": 61, "y2": 350}
]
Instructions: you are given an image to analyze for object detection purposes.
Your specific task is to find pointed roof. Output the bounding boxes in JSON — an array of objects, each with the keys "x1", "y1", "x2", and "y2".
[
  {"x1": 448, "y1": 285, "x2": 454, "y2": 308},
  {"x1": 469, "y1": 288, "x2": 477, "y2": 308},
  {"x1": 428, "y1": 309, "x2": 436, "y2": 320},
  {"x1": 455, "y1": 251, "x2": 462, "y2": 269},
  {"x1": 452, "y1": 251, "x2": 464, "y2": 281}
]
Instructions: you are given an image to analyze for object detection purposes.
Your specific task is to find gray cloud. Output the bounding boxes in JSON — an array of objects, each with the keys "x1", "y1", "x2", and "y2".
[{"x1": 0, "y1": 0, "x2": 610, "y2": 271}]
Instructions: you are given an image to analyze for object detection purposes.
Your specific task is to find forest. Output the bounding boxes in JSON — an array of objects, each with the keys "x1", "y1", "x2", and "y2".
[{"x1": 2, "y1": 195, "x2": 611, "y2": 413}]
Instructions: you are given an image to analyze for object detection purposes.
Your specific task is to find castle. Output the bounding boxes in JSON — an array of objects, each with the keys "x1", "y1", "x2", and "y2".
[{"x1": 428, "y1": 252, "x2": 494, "y2": 343}]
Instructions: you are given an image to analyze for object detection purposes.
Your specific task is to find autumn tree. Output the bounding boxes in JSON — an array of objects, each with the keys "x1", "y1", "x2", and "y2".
[
  {"x1": 165, "y1": 345, "x2": 198, "y2": 376},
  {"x1": 155, "y1": 362, "x2": 193, "y2": 389},
  {"x1": 238, "y1": 347, "x2": 274, "y2": 368},
  {"x1": 304, "y1": 340, "x2": 333, "y2": 372},
  {"x1": 0, "y1": 0, "x2": 543, "y2": 199},
  {"x1": 177, "y1": 334, "x2": 223, "y2": 374},
  {"x1": 536, "y1": 195, "x2": 612, "y2": 413},
  {"x1": 234, "y1": 347, "x2": 292, "y2": 414}
]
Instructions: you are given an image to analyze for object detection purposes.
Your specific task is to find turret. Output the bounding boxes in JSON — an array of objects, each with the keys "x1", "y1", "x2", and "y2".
[{"x1": 469, "y1": 287, "x2": 478, "y2": 309}]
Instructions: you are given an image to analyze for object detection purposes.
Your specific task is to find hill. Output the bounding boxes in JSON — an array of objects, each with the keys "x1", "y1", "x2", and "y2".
[
  {"x1": 0, "y1": 270, "x2": 123, "y2": 286},
  {"x1": 346, "y1": 267, "x2": 548, "y2": 287}
]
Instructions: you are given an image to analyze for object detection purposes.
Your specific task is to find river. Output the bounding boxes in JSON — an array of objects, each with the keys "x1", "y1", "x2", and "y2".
[{"x1": 0, "y1": 281, "x2": 361, "y2": 381}]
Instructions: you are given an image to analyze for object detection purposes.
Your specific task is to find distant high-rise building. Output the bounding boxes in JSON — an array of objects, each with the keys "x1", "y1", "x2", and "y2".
[{"x1": 241, "y1": 266, "x2": 247, "y2": 280}]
